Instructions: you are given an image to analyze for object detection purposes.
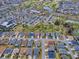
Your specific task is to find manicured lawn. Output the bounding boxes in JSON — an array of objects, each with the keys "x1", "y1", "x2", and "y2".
[{"x1": 56, "y1": 53, "x2": 61, "y2": 59}]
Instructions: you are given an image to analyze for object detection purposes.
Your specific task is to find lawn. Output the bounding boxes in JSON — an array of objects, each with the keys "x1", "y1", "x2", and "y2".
[{"x1": 56, "y1": 53, "x2": 61, "y2": 59}]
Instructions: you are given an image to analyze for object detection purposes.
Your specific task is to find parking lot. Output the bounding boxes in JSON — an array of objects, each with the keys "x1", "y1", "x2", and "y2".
[{"x1": 0, "y1": 32, "x2": 79, "y2": 59}]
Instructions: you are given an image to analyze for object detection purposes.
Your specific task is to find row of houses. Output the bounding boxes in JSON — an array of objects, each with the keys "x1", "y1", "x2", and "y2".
[
  {"x1": 0, "y1": 0, "x2": 25, "y2": 7},
  {"x1": 0, "y1": 5, "x2": 53, "y2": 26},
  {"x1": 57, "y1": 1, "x2": 79, "y2": 15},
  {"x1": 0, "y1": 32, "x2": 60, "y2": 39}
]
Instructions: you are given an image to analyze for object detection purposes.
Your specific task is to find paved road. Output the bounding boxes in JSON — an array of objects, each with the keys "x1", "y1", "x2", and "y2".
[
  {"x1": 42, "y1": 38, "x2": 45, "y2": 59},
  {"x1": 65, "y1": 40, "x2": 75, "y2": 59},
  {"x1": 57, "y1": 39, "x2": 75, "y2": 59}
]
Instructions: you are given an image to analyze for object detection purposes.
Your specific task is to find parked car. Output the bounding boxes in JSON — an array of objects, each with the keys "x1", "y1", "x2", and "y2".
[
  {"x1": 57, "y1": 44, "x2": 66, "y2": 49},
  {"x1": 29, "y1": 32, "x2": 35, "y2": 38},
  {"x1": 19, "y1": 48, "x2": 26, "y2": 55},
  {"x1": 3, "y1": 48, "x2": 13, "y2": 55},
  {"x1": 35, "y1": 40, "x2": 41, "y2": 47},
  {"x1": 21, "y1": 39, "x2": 28, "y2": 47},
  {"x1": 26, "y1": 48, "x2": 32, "y2": 59},
  {"x1": 68, "y1": 40, "x2": 79, "y2": 46},
  {"x1": 27, "y1": 40, "x2": 34, "y2": 47},
  {"x1": 9, "y1": 38, "x2": 17, "y2": 45},
  {"x1": 48, "y1": 47, "x2": 56, "y2": 59},
  {"x1": 61, "y1": 55, "x2": 71, "y2": 59},
  {"x1": 0, "y1": 39, "x2": 4, "y2": 45},
  {"x1": 59, "y1": 49, "x2": 68, "y2": 55},
  {"x1": 14, "y1": 39, "x2": 22, "y2": 47},
  {"x1": 11, "y1": 48, "x2": 19, "y2": 59},
  {"x1": 12, "y1": 48, "x2": 19, "y2": 55},
  {"x1": 0, "y1": 47, "x2": 5, "y2": 57},
  {"x1": 17, "y1": 32, "x2": 25, "y2": 38},
  {"x1": 2, "y1": 38, "x2": 9, "y2": 44},
  {"x1": 0, "y1": 32, "x2": 3, "y2": 37},
  {"x1": 3, "y1": 48, "x2": 13, "y2": 58}
]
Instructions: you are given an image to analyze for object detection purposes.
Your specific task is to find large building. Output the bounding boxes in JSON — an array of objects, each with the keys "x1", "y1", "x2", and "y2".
[{"x1": 0, "y1": 20, "x2": 17, "y2": 31}]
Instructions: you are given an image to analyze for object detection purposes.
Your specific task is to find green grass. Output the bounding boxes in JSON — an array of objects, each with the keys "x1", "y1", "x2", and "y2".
[
  {"x1": 56, "y1": 53, "x2": 61, "y2": 59},
  {"x1": 12, "y1": 21, "x2": 66, "y2": 34}
]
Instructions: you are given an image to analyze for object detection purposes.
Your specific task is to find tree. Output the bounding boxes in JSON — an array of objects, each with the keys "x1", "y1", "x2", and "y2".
[{"x1": 54, "y1": 20, "x2": 60, "y2": 25}]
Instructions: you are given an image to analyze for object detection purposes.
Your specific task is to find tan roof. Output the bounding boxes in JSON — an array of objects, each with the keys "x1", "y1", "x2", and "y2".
[{"x1": 19, "y1": 48, "x2": 27, "y2": 55}]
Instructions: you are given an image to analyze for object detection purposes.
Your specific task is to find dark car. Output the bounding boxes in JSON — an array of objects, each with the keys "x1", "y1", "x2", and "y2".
[
  {"x1": 14, "y1": 39, "x2": 22, "y2": 47},
  {"x1": 29, "y1": 32, "x2": 35, "y2": 38},
  {"x1": 21, "y1": 39, "x2": 28, "y2": 47},
  {"x1": 35, "y1": 40, "x2": 41, "y2": 47},
  {"x1": 48, "y1": 48, "x2": 56, "y2": 59},
  {"x1": 9, "y1": 38, "x2": 17, "y2": 45},
  {"x1": 3, "y1": 48, "x2": 13, "y2": 55},
  {"x1": 27, "y1": 40, "x2": 34, "y2": 47}
]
